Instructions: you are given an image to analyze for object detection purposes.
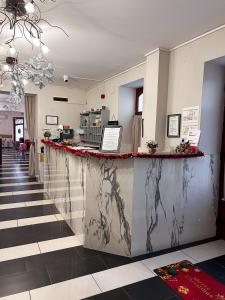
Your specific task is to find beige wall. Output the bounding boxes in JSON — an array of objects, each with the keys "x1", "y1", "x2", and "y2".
[
  {"x1": 86, "y1": 63, "x2": 146, "y2": 120},
  {"x1": 0, "y1": 82, "x2": 86, "y2": 150},
  {"x1": 118, "y1": 86, "x2": 136, "y2": 152},
  {"x1": 0, "y1": 111, "x2": 24, "y2": 137},
  {"x1": 165, "y1": 27, "x2": 225, "y2": 150}
]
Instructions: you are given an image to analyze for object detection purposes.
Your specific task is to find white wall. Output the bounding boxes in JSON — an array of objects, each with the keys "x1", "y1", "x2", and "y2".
[
  {"x1": 200, "y1": 62, "x2": 225, "y2": 155},
  {"x1": 86, "y1": 63, "x2": 146, "y2": 120},
  {"x1": 118, "y1": 86, "x2": 136, "y2": 152}
]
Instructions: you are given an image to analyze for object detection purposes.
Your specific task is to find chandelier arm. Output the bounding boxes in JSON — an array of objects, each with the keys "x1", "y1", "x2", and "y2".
[
  {"x1": 40, "y1": 18, "x2": 69, "y2": 37},
  {"x1": 5, "y1": 23, "x2": 17, "y2": 45},
  {"x1": 21, "y1": 21, "x2": 34, "y2": 48},
  {"x1": 23, "y1": 19, "x2": 39, "y2": 39},
  {"x1": 0, "y1": 20, "x2": 10, "y2": 36}
]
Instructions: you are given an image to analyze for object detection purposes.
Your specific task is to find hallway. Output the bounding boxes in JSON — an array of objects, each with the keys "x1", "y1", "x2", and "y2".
[{"x1": 1, "y1": 149, "x2": 225, "y2": 300}]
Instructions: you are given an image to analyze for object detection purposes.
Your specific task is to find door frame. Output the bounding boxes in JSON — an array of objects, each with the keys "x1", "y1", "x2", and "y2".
[{"x1": 13, "y1": 117, "x2": 24, "y2": 144}]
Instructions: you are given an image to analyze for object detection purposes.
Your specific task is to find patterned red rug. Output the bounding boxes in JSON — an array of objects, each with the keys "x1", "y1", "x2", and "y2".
[{"x1": 154, "y1": 260, "x2": 225, "y2": 299}]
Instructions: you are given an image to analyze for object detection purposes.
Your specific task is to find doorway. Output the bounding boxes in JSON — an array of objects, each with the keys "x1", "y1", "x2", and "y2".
[{"x1": 13, "y1": 117, "x2": 24, "y2": 143}]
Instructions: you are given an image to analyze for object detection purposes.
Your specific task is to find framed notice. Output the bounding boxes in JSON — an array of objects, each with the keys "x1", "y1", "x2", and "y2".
[
  {"x1": 46, "y1": 115, "x2": 58, "y2": 125},
  {"x1": 182, "y1": 106, "x2": 199, "y2": 124},
  {"x1": 100, "y1": 126, "x2": 123, "y2": 153},
  {"x1": 167, "y1": 114, "x2": 181, "y2": 138},
  {"x1": 181, "y1": 106, "x2": 200, "y2": 144}
]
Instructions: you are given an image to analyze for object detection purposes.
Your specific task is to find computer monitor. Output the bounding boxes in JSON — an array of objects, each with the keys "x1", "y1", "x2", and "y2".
[{"x1": 60, "y1": 129, "x2": 74, "y2": 140}]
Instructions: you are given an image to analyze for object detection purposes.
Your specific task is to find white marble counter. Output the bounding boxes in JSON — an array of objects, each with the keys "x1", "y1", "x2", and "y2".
[{"x1": 44, "y1": 142, "x2": 219, "y2": 257}]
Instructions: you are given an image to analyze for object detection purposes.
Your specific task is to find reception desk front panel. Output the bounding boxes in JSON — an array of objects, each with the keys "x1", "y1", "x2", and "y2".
[{"x1": 44, "y1": 141, "x2": 219, "y2": 257}]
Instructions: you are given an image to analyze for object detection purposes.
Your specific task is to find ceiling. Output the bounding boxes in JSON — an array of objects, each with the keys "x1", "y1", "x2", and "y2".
[{"x1": 1, "y1": 0, "x2": 225, "y2": 88}]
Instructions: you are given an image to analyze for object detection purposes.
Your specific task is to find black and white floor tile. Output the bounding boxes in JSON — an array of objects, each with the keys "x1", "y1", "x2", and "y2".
[{"x1": 0, "y1": 148, "x2": 225, "y2": 299}]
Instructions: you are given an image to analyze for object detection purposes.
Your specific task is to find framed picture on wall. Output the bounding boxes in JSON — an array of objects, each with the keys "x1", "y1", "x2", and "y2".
[
  {"x1": 46, "y1": 115, "x2": 58, "y2": 125},
  {"x1": 167, "y1": 114, "x2": 181, "y2": 138}
]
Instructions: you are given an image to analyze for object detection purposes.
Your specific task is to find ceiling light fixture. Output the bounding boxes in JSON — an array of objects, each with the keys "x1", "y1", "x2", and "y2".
[
  {"x1": 25, "y1": 1, "x2": 35, "y2": 13},
  {"x1": 0, "y1": 0, "x2": 68, "y2": 48}
]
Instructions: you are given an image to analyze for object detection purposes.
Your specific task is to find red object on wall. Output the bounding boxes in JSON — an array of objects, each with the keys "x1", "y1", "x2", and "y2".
[{"x1": 101, "y1": 94, "x2": 105, "y2": 99}]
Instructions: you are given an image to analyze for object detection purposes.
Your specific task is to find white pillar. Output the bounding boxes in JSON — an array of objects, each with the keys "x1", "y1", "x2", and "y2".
[{"x1": 142, "y1": 49, "x2": 170, "y2": 151}]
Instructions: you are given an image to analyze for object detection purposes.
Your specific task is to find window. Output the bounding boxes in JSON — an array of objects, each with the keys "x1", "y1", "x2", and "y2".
[{"x1": 135, "y1": 87, "x2": 144, "y2": 115}]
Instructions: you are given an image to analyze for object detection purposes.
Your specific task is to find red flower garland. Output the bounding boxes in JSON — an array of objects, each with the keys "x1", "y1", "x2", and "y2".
[{"x1": 41, "y1": 140, "x2": 204, "y2": 160}]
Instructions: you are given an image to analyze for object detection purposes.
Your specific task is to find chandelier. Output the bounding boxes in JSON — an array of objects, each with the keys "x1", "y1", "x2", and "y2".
[
  {"x1": 0, "y1": 0, "x2": 68, "y2": 48},
  {"x1": 0, "y1": 53, "x2": 54, "y2": 109}
]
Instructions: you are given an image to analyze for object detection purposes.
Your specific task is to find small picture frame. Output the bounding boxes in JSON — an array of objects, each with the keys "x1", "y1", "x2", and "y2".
[
  {"x1": 167, "y1": 114, "x2": 181, "y2": 138},
  {"x1": 46, "y1": 115, "x2": 58, "y2": 125}
]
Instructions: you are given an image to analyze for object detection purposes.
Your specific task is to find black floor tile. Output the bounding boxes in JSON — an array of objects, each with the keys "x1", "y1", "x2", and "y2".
[
  {"x1": 75, "y1": 246, "x2": 103, "y2": 260},
  {"x1": 84, "y1": 288, "x2": 130, "y2": 300},
  {"x1": 123, "y1": 277, "x2": 177, "y2": 300},
  {"x1": 0, "y1": 268, "x2": 50, "y2": 298},
  {"x1": 47, "y1": 255, "x2": 107, "y2": 284},
  {"x1": 0, "y1": 221, "x2": 73, "y2": 248},
  {"x1": 99, "y1": 252, "x2": 133, "y2": 268},
  {"x1": 0, "y1": 166, "x2": 28, "y2": 170},
  {"x1": 214, "y1": 255, "x2": 225, "y2": 268},
  {"x1": 0, "y1": 183, "x2": 43, "y2": 192},
  {"x1": 197, "y1": 259, "x2": 225, "y2": 280},
  {"x1": 0, "y1": 204, "x2": 58, "y2": 222},
  {"x1": 0, "y1": 192, "x2": 47, "y2": 204},
  {"x1": 0, "y1": 178, "x2": 37, "y2": 184},
  {"x1": 214, "y1": 275, "x2": 225, "y2": 286},
  {"x1": 25, "y1": 247, "x2": 80, "y2": 271},
  {"x1": 0, "y1": 259, "x2": 26, "y2": 278},
  {"x1": 0, "y1": 172, "x2": 29, "y2": 178}
]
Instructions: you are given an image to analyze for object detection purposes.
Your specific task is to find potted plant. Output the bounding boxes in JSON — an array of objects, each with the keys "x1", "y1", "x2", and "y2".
[
  {"x1": 43, "y1": 130, "x2": 51, "y2": 140},
  {"x1": 146, "y1": 140, "x2": 158, "y2": 154},
  {"x1": 175, "y1": 139, "x2": 192, "y2": 154}
]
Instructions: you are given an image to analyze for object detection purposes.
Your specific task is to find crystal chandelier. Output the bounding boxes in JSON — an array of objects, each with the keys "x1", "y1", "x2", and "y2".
[
  {"x1": 0, "y1": 52, "x2": 54, "y2": 109},
  {"x1": 26, "y1": 52, "x2": 54, "y2": 89}
]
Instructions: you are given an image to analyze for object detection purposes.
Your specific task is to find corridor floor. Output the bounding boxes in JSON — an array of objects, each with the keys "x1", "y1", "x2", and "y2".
[{"x1": 0, "y1": 148, "x2": 225, "y2": 300}]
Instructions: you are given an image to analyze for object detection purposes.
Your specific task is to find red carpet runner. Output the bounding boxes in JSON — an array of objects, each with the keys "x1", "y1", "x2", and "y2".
[{"x1": 154, "y1": 260, "x2": 225, "y2": 299}]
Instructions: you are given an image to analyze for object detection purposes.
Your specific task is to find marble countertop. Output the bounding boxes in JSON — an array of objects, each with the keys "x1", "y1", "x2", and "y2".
[{"x1": 42, "y1": 140, "x2": 204, "y2": 160}]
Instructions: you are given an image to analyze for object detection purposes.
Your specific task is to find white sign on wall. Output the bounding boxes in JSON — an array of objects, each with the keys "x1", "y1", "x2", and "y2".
[{"x1": 181, "y1": 106, "x2": 200, "y2": 146}]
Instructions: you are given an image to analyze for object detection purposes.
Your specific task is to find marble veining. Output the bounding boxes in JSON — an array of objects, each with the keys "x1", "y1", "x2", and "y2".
[
  {"x1": 145, "y1": 159, "x2": 166, "y2": 252},
  {"x1": 44, "y1": 143, "x2": 220, "y2": 258},
  {"x1": 86, "y1": 159, "x2": 131, "y2": 255}
]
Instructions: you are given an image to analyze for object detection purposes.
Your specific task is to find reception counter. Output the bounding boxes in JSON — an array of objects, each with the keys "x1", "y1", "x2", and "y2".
[{"x1": 43, "y1": 140, "x2": 219, "y2": 257}]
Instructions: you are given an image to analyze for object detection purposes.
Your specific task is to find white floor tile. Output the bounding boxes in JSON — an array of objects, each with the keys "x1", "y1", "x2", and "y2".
[
  {"x1": 30, "y1": 275, "x2": 101, "y2": 300},
  {"x1": 0, "y1": 202, "x2": 26, "y2": 210},
  {"x1": 55, "y1": 214, "x2": 64, "y2": 221},
  {"x1": 0, "y1": 172, "x2": 28, "y2": 175},
  {"x1": 25, "y1": 199, "x2": 53, "y2": 207},
  {"x1": 0, "y1": 292, "x2": 30, "y2": 300},
  {"x1": 12, "y1": 190, "x2": 44, "y2": 195},
  {"x1": 182, "y1": 239, "x2": 225, "y2": 262},
  {"x1": 0, "y1": 176, "x2": 29, "y2": 180},
  {"x1": 0, "y1": 192, "x2": 13, "y2": 196},
  {"x1": 142, "y1": 250, "x2": 197, "y2": 273},
  {"x1": 38, "y1": 235, "x2": 82, "y2": 253},
  {"x1": 93, "y1": 261, "x2": 154, "y2": 292},
  {"x1": 0, "y1": 220, "x2": 18, "y2": 229},
  {"x1": 18, "y1": 215, "x2": 58, "y2": 226},
  {"x1": 0, "y1": 182, "x2": 40, "y2": 187},
  {"x1": 0, "y1": 243, "x2": 40, "y2": 262}
]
